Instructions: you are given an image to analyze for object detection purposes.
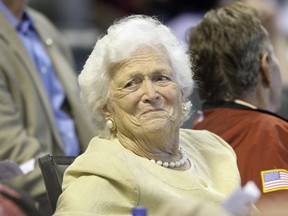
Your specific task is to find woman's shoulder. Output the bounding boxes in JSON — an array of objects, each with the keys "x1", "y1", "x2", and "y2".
[
  {"x1": 179, "y1": 128, "x2": 235, "y2": 155},
  {"x1": 62, "y1": 137, "x2": 136, "y2": 188},
  {"x1": 180, "y1": 128, "x2": 224, "y2": 144},
  {"x1": 180, "y1": 128, "x2": 215, "y2": 138},
  {"x1": 64, "y1": 137, "x2": 129, "y2": 176},
  {"x1": 85, "y1": 136, "x2": 122, "y2": 152}
]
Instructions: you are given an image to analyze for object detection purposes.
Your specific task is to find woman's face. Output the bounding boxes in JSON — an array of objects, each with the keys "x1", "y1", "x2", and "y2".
[{"x1": 104, "y1": 47, "x2": 183, "y2": 136}]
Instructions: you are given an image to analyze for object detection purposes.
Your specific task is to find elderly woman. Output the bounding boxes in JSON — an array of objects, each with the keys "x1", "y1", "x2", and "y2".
[{"x1": 54, "y1": 15, "x2": 242, "y2": 215}]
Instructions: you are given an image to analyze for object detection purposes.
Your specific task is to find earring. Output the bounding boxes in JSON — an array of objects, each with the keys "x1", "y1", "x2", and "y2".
[
  {"x1": 106, "y1": 117, "x2": 116, "y2": 131},
  {"x1": 181, "y1": 101, "x2": 192, "y2": 121},
  {"x1": 181, "y1": 101, "x2": 192, "y2": 113}
]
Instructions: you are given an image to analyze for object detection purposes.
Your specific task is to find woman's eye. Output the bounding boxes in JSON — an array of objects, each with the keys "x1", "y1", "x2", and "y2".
[
  {"x1": 155, "y1": 75, "x2": 170, "y2": 82},
  {"x1": 124, "y1": 80, "x2": 139, "y2": 88}
]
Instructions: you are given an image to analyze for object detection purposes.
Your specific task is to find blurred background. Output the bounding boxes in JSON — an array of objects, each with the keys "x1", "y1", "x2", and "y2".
[{"x1": 28, "y1": 0, "x2": 288, "y2": 126}]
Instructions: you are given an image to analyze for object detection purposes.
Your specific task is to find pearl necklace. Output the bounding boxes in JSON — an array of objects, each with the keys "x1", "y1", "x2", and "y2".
[{"x1": 150, "y1": 148, "x2": 189, "y2": 168}]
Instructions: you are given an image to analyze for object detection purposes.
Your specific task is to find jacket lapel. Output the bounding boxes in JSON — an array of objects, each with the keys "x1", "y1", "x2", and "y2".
[{"x1": 0, "y1": 10, "x2": 63, "y2": 150}]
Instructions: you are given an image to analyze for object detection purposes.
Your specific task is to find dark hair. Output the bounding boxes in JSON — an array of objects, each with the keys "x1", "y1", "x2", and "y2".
[{"x1": 188, "y1": 2, "x2": 271, "y2": 104}]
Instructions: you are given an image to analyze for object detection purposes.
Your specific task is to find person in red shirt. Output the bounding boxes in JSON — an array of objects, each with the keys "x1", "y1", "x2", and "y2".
[{"x1": 188, "y1": 1, "x2": 288, "y2": 213}]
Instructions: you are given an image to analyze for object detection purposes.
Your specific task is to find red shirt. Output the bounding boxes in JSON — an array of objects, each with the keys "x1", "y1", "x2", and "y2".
[{"x1": 193, "y1": 103, "x2": 288, "y2": 208}]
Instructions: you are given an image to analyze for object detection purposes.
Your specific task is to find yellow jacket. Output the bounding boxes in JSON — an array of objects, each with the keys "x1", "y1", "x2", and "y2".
[{"x1": 55, "y1": 129, "x2": 240, "y2": 215}]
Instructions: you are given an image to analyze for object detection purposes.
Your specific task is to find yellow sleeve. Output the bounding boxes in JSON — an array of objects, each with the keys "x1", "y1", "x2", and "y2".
[{"x1": 54, "y1": 151, "x2": 139, "y2": 215}]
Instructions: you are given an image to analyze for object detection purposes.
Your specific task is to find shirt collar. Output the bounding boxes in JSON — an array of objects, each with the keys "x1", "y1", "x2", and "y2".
[
  {"x1": 17, "y1": 12, "x2": 35, "y2": 35},
  {"x1": 234, "y1": 99, "x2": 257, "y2": 109}
]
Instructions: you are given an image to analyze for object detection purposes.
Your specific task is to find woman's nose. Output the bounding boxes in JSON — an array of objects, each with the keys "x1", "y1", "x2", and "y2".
[{"x1": 142, "y1": 80, "x2": 160, "y2": 102}]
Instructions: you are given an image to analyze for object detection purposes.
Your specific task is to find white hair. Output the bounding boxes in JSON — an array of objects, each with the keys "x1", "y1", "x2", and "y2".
[{"x1": 78, "y1": 15, "x2": 194, "y2": 138}]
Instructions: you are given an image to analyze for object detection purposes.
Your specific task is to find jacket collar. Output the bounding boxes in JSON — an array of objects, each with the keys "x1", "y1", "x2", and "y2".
[{"x1": 203, "y1": 101, "x2": 288, "y2": 122}]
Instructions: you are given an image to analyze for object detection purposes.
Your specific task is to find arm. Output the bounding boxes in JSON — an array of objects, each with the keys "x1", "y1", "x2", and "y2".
[
  {"x1": 0, "y1": 71, "x2": 45, "y2": 163},
  {"x1": 55, "y1": 152, "x2": 139, "y2": 215},
  {"x1": 254, "y1": 122, "x2": 288, "y2": 211},
  {"x1": 0, "y1": 49, "x2": 61, "y2": 200}
]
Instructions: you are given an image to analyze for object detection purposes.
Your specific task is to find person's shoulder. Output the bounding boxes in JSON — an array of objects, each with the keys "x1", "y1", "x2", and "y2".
[
  {"x1": 254, "y1": 110, "x2": 288, "y2": 124},
  {"x1": 68, "y1": 137, "x2": 126, "y2": 170},
  {"x1": 62, "y1": 137, "x2": 137, "y2": 190},
  {"x1": 204, "y1": 107, "x2": 288, "y2": 128},
  {"x1": 180, "y1": 128, "x2": 235, "y2": 155},
  {"x1": 27, "y1": 8, "x2": 54, "y2": 26},
  {"x1": 85, "y1": 136, "x2": 123, "y2": 153},
  {"x1": 180, "y1": 128, "x2": 226, "y2": 143},
  {"x1": 242, "y1": 110, "x2": 288, "y2": 133},
  {"x1": 26, "y1": 7, "x2": 64, "y2": 40},
  {"x1": 225, "y1": 107, "x2": 287, "y2": 123}
]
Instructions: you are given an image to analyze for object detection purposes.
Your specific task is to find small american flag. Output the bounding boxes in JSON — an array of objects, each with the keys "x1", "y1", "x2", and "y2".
[{"x1": 261, "y1": 169, "x2": 288, "y2": 193}]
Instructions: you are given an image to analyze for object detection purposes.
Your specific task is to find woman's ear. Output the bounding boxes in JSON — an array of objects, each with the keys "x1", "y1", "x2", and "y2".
[
  {"x1": 101, "y1": 104, "x2": 111, "y2": 117},
  {"x1": 260, "y1": 52, "x2": 272, "y2": 87}
]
